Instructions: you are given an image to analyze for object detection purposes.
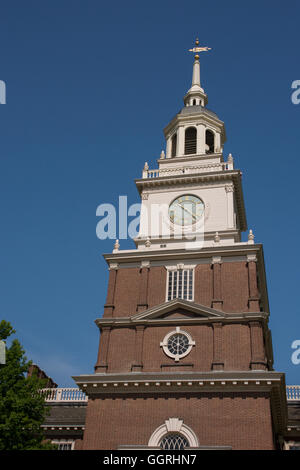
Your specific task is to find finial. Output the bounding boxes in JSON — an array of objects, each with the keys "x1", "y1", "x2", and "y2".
[
  {"x1": 145, "y1": 237, "x2": 151, "y2": 248},
  {"x1": 160, "y1": 150, "x2": 165, "y2": 159},
  {"x1": 113, "y1": 239, "x2": 120, "y2": 252},
  {"x1": 188, "y1": 39, "x2": 211, "y2": 56},
  {"x1": 144, "y1": 162, "x2": 149, "y2": 170},
  {"x1": 228, "y1": 153, "x2": 233, "y2": 162},
  {"x1": 248, "y1": 229, "x2": 255, "y2": 244}
]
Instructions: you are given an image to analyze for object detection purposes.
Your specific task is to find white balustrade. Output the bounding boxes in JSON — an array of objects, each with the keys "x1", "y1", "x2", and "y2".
[
  {"x1": 286, "y1": 385, "x2": 300, "y2": 401},
  {"x1": 40, "y1": 387, "x2": 88, "y2": 403},
  {"x1": 143, "y1": 162, "x2": 230, "y2": 179},
  {"x1": 40, "y1": 386, "x2": 299, "y2": 402}
]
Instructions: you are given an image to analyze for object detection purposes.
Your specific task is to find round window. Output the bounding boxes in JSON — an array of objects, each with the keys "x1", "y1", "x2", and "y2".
[
  {"x1": 167, "y1": 333, "x2": 189, "y2": 356},
  {"x1": 160, "y1": 327, "x2": 195, "y2": 362}
]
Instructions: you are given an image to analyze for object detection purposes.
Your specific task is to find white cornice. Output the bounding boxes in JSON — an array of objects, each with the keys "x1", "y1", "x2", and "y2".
[
  {"x1": 157, "y1": 152, "x2": 224, "y2": 165},
  {"x1": 103, "y1": 243, "x2": 263, "y2": 264},
  {"x1": 95, "y1": 312, "x2": 269, "y2": 329},
  {"x1": 163, "y1": 110, "x2": 225, "y2": 138}
]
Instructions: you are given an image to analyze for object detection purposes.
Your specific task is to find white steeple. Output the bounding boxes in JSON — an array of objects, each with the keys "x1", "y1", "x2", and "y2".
[
  {"x1": 132, "y1": 40, "x2": 247, "y2": 252},
  {"x1": 161, "y1": 39, "x2": 225, "y2": 159},
  {"x1": 183, "y1": 39, "x2": 209, "y2": 107}
]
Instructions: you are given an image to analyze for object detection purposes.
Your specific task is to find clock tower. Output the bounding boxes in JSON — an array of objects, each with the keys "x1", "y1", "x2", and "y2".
[{"x1": 74, "y1": 41, "x2": 287, "y2": 450}]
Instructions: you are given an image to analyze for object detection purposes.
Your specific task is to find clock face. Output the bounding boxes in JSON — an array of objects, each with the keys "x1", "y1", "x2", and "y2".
[{"x1": 169, "y1": 195, "x2": 204, "y2": 226}]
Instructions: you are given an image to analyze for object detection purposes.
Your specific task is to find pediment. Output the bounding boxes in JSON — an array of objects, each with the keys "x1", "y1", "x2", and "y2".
[{"x1": 131, "y1": 299, "x2": 227, "y2": 322}]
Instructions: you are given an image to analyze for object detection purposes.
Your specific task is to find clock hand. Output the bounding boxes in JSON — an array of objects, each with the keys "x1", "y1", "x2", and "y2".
[{"x1": 178, "y1": 203, "x2": 197, "y2": 221}]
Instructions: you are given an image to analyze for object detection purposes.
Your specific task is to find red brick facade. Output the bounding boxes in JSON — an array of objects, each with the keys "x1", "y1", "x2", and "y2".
[
  {"x1": 81, "y1": 394, "x2": 274, "y2": 450},
  {"x1": 74, "y1": 250, "x2": 287, "y2": 450},
  {"x1": 103, "y1": 260, "x2": 261, "y2": 319}
]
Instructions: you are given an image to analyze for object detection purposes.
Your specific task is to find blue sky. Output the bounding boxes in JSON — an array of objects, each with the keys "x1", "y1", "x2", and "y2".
[{"x1": 0, "y1": 0, "x2": 299, "y2": 386}]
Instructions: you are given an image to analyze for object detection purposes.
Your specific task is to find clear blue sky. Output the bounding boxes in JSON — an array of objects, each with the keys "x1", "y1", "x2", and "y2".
[{"x1": 0, "y1": 0, "x2": 299, "y2": 386}]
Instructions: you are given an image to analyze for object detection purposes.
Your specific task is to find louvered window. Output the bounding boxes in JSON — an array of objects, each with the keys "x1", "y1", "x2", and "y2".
[
  {"x1": 167, "y1": 269, "x2": 193, "y2": 301},
  {"x1": 160, "y1": 434, "x2": 189, "y2": 450},
  {"x1": 184, "y1": 127, "x2": 197, "y2": 155}
]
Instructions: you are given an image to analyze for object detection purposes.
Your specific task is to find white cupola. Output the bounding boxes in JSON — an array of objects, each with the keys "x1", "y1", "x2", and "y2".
[{"x1": 162, "y1": 39, "x2": 226, "y2": 161}]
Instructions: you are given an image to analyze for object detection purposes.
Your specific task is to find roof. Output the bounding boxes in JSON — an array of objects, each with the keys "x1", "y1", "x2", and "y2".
[{"x1": 179, "y1": 105, "x2": 221, "y2": 121}]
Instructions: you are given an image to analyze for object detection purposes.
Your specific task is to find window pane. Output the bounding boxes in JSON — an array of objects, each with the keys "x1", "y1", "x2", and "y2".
[{"x1": 167, "y1": 270, "x2": 193, "y2": 301}]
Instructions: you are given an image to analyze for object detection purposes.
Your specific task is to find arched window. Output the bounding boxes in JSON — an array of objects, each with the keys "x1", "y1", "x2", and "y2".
[
  {"x1": 185, "y1": 127, "x2": 197, "y2": 155},
  {"x1": 192, "y1": 99, "x2": 196, "y2": 106},
  {"x1": 205, "y1": 129, "x2": 214, "y2": 154},
  {"x1": 148, "y1": 418, "x2": 199, "y2": 448},
  {"x1": 160, "y1": 434, "x2": 189, "y2": 450},
  {"x1": 171, "y1": 133, "x2": 177, "y2": 157}
]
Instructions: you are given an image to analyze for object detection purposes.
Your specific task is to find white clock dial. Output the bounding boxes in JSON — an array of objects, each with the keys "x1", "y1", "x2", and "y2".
[{"x1": 169, "y1": 195, "x2": 204, "y2": 226}]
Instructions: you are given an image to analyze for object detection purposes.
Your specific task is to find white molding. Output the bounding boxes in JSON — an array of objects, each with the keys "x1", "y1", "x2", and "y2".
[
  {"x1": 109, "y1": 263, "x2": 119, "y2": 271},
  {"x1": 141, "y1": 260, "x2": 151, "y2": 269},
  {"x1": 148, "y1": 418, "x2": 199, "y2": 448},
  {"x1": 211, "y1": 256, "x2": 222, "y2": 265},
  {"x1": 160, "y1": 326, "x2": 195, "y2": 362},
  {"x1": 247, "y1": 254, "x2": 257, "y2": 263}
]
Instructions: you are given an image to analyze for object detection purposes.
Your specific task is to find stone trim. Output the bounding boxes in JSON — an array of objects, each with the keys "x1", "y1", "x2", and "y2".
[
  {"x1": 160, "y1": 327, "x2": 195, "y2": 362},
  {"x1": 148, "y1": 418, "x2": 199, "y2": 447}
]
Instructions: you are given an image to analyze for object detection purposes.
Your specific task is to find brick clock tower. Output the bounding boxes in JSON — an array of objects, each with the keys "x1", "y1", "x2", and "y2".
[{"x1": 74, "y1": 41, "x2": 287, "y2": 450}]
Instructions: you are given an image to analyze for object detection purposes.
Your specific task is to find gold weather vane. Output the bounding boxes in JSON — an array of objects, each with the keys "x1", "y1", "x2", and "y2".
[{"x1": 189, "y1": 38, "x2": 211, "y2": 58}]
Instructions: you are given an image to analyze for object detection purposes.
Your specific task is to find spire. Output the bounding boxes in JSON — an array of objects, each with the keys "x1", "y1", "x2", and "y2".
[{"x1": 184, "y1": 38, "x2": 210, "y2": 108}]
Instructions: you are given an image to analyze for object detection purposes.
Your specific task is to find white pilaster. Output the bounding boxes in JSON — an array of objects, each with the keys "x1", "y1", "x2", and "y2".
[
  {"x1": 166, "y1": 136, "x2": 172, "y2": 158},
  {"x1": 178, "y1": 125, "x2": 185, "y2": 156},
  {"x1": 225, "y1": 184, "x2": 235, "y2": 229},
  {"x1": 215, "y1": 132, "x2": 221, "y2": 152},
  {"x1": 196, "y1": 124, "x2": 206, "y2": 155}
]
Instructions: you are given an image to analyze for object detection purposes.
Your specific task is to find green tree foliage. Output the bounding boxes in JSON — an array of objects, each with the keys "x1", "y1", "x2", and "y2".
[{"x1": 0, "y1": 320, "x2": 56, "y2": 450}]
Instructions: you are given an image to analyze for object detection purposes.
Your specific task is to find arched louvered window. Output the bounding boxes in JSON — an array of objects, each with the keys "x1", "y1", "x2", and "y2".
[
  {"x1": 205, "y1": 129, "x2": 214, "y2": 154},
  {"x1": 184, "y1": 127, "x2": 197, "y2": 155},
  {"x1": 148, "y1": 418, "x2": 199, "y2": 448},
  {"x1": 171, "y1": 134, "x2": 177, "y2": 157},
  {"x1": 160, "y1": 434, "x2": 189, "y2": 450}
]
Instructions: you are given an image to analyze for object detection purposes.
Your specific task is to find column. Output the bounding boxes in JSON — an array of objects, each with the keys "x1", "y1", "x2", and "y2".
[
  {"x1": 211, "y1": 256, "x2": 223, "y2": 310},
  {"x1": 94, "y1": 326, "x2": 111, "y2": 372},
  {"x1": 166, "y1": 136, "x2": 172, "y2": 158},
  {"x1": 247, "y1": 254, "x2": 260, "y2": 312},
  {"x1": 211, "y1": 322, "x2": 224, "y2": 370},
  {"x1": 196, "y1": 123, "x2": 205, "y2": 155},
  {"x1": 249, "y1": 321, "x2": 267, "y2": 370},
  {"x1": 131, "y1": 326, "x2": 145, "y2": 372},
  {"x1": 215, "y1": 132, "x2": 221, "y2": 153},
  {"x1": 225, "y1": 184, "x2": 235, "y2": 229},
  {"x1": 178, "y1": 125, "x2": 185, "y2": 157},
  {"x1": 137, "y1": 261, "x2": 150, "y2": 313},
  {"x1": 103, "y1": 263, "x2": 118, "y2": 317}
]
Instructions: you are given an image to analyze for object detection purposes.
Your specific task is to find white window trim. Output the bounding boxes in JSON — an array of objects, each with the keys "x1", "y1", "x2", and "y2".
[
  {"x1": 52, "y1": 439, "x2": 75, "y2": 450},
  {"x1": 166, "y1": 265, "x2": 195, "y2": 302},
  {"x1": 160, "y1": 326, "x2": 195, "y2": 362},
  {"x1": 148, "y1": 418, "x2": 199, "y2": 448}
]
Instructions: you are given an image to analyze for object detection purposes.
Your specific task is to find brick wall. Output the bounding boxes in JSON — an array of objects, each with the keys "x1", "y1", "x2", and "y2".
[
  {"x1": 103, "y1": 260, "x2": 259, "y2": 318},
  {"x1": 81, "y1": 394, "x2": 275, "y2": 450},
  {"x1": 100, "y1": 322, "x2": 257, "y2": 374}
]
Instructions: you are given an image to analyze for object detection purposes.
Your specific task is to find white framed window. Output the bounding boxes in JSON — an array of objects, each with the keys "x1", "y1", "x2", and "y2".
[
  {"x1": 167, "y1": 268, "x2": 194, "y2": 301},
  {"x1": 284, "y1": 441, "x2": 300, "y2": 450},
  {"x1": 160, "y1": 327, "x2": 195, "y2": 362},
  {"x1": 52, "y1": 439, "x2": 75, "y2": 450}
]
